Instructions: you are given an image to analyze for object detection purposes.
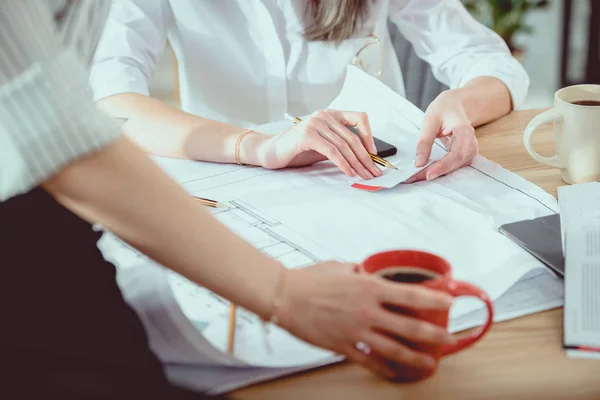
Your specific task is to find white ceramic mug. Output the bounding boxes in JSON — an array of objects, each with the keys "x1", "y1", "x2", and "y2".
[{"x1": 524, "y1": 84, "x2": 600, "y2": 184}]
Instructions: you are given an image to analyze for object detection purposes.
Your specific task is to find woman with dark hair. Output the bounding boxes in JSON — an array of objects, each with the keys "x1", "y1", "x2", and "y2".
[{"x1": 92, "y1": 0, "x2": 529, "y2": 183}]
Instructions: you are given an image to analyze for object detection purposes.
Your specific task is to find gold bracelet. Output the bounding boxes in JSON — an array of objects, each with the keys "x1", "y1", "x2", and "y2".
[
  {"x1": 260, "y1": 268, "x2": 287, "y2": 353},
  {"x1": 234, "y1": 129, "x2": 254, "y2": 166},
  {"x1": 265, "y1": 268, "x2": 287, "y2": 327}
]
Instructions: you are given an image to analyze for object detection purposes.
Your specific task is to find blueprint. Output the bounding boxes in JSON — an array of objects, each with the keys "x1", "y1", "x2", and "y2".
[{"x1": 96, "y1": 65, "x2": 565, "y2": 393}]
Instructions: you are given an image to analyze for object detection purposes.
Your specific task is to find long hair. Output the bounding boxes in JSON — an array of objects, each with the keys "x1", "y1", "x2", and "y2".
[{"x1": 303, "y1": 0, "x2": 371, "y2": 43}]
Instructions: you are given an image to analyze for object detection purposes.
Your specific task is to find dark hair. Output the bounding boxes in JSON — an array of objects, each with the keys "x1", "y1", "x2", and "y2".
[{"x1": 303, "y1": 0, "x2": 371, "y2": 43}]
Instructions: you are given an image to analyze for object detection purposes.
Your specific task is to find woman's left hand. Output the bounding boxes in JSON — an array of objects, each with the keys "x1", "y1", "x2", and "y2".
[{"x1": 406, "y1": 90, "x2": 479, "y2": 183}]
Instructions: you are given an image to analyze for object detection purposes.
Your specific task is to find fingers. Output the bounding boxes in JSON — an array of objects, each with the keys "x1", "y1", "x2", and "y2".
[
  {"x1": 321, "y1": 110, "x2": 377, "y2": 154},
  {"x1": 305, "y1": 110, "x2": 382, "y2": 179},
  {"x1": 379, "y1": 280, "x2": 454, "y2": 310},
  {"x1": 307, "y1": 131, "x2": 357, "y2": 177},
  {"x1": 405, "y1": 168, "x2": 428, "y2": 184},
  {"x1": 374, "y1": 309, "x2": 454, "y2": 346},
  {"x1": 346, "y1": 346, "x2": 398, "y2": 380},
  {"x1": 337, "y1": 111, "x2": 378, "y2": 155},
  {"x1": 407, "y1": 124, "x2": 478, "y2": 184},
  {"x1": 318, "y1": 113, "x2": 381, "y2": 178},
  {"x1": 425, "y1": 126, "x2": 477, "y2": 180},
  {"x1": 318, "y1": 128, "x2": 375, "y2": 179},
  {"x1": 415, "y1": 115, "x2": 442, "y2": 167},
  {"x1": 359, "y1": 331, "x2": 437, "y2": 371}
]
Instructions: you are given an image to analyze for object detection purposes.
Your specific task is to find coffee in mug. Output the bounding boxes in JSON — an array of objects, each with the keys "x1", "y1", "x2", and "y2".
[
  {"x1": 524, "y1": 84, "x2": 600, "y2": 184},
  {"x1": 377, "y1": 267, "x2": 439, "y2": 284},
  {"x1": 570, "y1": 100, "x2": 600, "y2": 106}
]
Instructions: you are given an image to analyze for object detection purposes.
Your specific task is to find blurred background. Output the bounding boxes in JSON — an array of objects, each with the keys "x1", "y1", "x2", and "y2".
[{"x1": 149, "y1": 0, "x2": 599, "y2": 111}]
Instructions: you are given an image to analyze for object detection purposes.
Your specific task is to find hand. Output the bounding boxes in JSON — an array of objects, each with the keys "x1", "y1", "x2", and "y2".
[
  {"x1": 277, "y1": 262, "x2": 455, "y2": 379},
  {"x1": 407, "y1": 90, "x2": 479, "y2": 183},
  {"x1": 256, "y1": 109, "x2": 383, "y2": 180}
]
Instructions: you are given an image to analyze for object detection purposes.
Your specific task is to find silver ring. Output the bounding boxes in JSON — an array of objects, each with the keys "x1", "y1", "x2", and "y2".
[{"x1": 355, "y1": 341, "x2": 371, "y2": 355}]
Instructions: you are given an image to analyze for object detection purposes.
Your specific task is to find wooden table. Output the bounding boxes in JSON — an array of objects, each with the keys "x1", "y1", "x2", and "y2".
[{"x1": 233, "y1": 110, "x2": 600, "y2": 400}]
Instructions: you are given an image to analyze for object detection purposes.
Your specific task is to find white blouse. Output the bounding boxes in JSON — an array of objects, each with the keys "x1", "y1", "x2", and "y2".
[{"x1": 90, "y1": 0, "x2": 529, "y2": 128}]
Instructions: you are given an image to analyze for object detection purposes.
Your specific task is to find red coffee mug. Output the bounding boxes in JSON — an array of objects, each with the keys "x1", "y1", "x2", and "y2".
[{"x1": 358, "y1": 250, "x2": 494, "y2": 381}]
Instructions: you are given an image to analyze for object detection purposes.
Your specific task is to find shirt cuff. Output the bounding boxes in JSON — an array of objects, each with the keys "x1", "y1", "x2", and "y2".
[
  {"x1": 89, "y1": 60, "x2": 151, "y2": 101},
  {"x1": 0, "y1": 49, "x2": 121, "y2": 201},
  {"x1": 457, "y1": 55, "x2": 530, "y2": 110}
]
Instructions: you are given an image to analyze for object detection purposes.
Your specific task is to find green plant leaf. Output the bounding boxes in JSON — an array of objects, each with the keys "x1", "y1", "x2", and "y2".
[
  {"x1": 461, "y1": 0, "x2": 550, "y2": 45},
  {"x1": 519, "y1": 24, "x2": 534, "y2": 34}
]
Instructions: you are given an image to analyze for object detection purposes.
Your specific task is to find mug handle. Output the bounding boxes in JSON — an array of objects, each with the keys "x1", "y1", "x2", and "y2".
[
  {"x1": 523, "y1": 109, "x2": 565, "y2": 169},
  {"x1": 441, "y1": 280, "x2": 494, "y2": 356}
]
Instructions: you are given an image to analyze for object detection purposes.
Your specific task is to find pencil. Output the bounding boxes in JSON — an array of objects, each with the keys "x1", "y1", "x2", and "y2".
[
  {"x1": 227, "y1": 303, "x2": 236, "y2": 354},
  {"x1": 192, "y1": 196, "x2": 227, "y2": 208},
  {"x1": 283, "y1": 113, "x2": 397, "y2": 170},
  {"x1": 368, "y1": 153, "x2": 397, "y2": 170}
]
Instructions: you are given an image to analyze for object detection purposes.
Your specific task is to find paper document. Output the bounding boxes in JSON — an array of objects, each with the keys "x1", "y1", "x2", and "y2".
[
  {"x1": 111, "y1": 239, "x2": 563, "y2": 394},
  {"x1": 151, "y1": 66, "x2": 447, "y2": 197},
  {"x1": 97, "y1": 66, "x2": 564, "y2": 392},
  {"x1": 558, "y1": 182, "x2": 600, "y2": 251},
  {"x1": 328, "y1": 66, "x2": 446, "y2": 190},
  {"x1": 564, "y1": 225, "x2": 600, "y2": 350},
  {"x1": 116, "y1": 261, "x2": 342, "y2": 395},
  {"x1": 205, "y1": 182, "x2": 554, "y2": 320},
  {"x1": 170, "y1": 199, "x2": 337, "y2": 367},
  {"x1": 104, "y1": 165, "x2": 559, "y2": 356},
  {"x1": 150, "y1": 66, "x2": 558, "y2": 223},
  {"x1": 558, "y1": 183, "x2": 600, "y2": 358},
  {"x1": 566, "y1": 349, "x2": 600, "y2": 360},
  {"x1": 101, "y1": 200, "x2": 339, "y2": 368},
  {"x1": 450, "y1": 268, "x2": 563, "y2": 332}
]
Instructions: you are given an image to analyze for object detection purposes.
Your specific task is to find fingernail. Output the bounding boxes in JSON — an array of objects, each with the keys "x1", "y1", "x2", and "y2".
[
  {"x1": 405, "y1": 176, "x2": 417, "y2": 184},
  {"x1": 350, "y1": 168, "x2": 357, "y2": 177},
  {"x1": 373, "y1": 167, "x2": 383, "y2": 176},
  {"x1": 427, "y1": 173, "x2": 438, "y2": 181},
  {"x1": 446, "y1": 334, "x2": 458, "y2": 345},
  {"x1": 364, "y1": 168, "x2": 373, "y2": 179},
  {"x1": 381, "y1": 367, "x2": 397, "y2": 380},
  {"x1": 423, "y1": 356, "x2": 437, "y2": 369},
  {"x1": 415, "y1": 154, "x2": 425, "y2": 167},
  {"x1": 443, "y1": 295, "x2": 454, "y2": 308}
]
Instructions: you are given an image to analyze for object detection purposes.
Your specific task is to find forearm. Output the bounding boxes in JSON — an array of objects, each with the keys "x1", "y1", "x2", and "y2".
[
  {"x1": 96, "y1": 93, "x2": 267, "y2": 165},
  {"x1": 42, "y1": 137, "x2": 282, "y2": 319},
  {"x1": 450, "y1": 76, "x2": 513, "y2": 127}
]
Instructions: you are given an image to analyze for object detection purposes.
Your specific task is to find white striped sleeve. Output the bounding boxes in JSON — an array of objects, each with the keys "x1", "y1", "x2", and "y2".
[{"x1": 0, "y1": 2, "x2": 121, "y2": 202}]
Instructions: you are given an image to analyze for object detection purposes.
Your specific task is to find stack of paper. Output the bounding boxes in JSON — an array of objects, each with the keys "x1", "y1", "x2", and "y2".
[
  {"x1": 559, "y1": 182, "x2": 600, "y2": 359},
  {"x1": 98, "y1": 66, "x2": 564, "y2": 394}
]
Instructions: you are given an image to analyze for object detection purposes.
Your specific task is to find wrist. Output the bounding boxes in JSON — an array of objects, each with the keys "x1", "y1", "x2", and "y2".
[
  {"x1": 269, "y1": 268, "x2": 304, "y2": 333},
  {"x1": 238, "y1": 131, "x2": 269, "y2": 166},
  {"x1": 438, "y1": 87, "x2": 466, "y2": 106},
  {"x1": 434, "y1": 88, "x2": 474, "y2": 125},
  {"x1": 270, "y1": 267, "x2": 289, "y2": 322}
]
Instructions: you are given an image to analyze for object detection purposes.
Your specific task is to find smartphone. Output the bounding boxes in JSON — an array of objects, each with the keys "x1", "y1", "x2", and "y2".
[{"x1": 348, "y1": 126, "x2": 397, "y2": 158}]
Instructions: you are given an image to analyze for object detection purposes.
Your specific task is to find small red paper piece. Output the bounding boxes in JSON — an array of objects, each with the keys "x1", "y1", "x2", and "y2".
[{"x1": 351, "y1": 183, "x2": 384, "y2": 191}]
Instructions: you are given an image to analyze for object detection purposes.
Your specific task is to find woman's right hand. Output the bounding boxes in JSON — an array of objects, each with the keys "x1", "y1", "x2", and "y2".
[
  {"x1": 254, "y1": 109, "x2": 383, "y2": 180},
  {"x1": 276, "y1": 262, "x2": 455, "y2": 379}
]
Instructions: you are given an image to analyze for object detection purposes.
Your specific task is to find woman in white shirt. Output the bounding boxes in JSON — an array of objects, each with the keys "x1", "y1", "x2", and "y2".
[
  {"x1": 91, "y1": 0, "x2": 529, "y2": 182},
  {"x1": 1, "y1": 2, "x2": 453, "y2": 396}
]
